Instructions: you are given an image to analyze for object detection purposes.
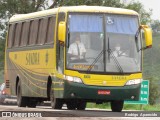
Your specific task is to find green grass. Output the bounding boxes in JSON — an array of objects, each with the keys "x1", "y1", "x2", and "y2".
[{"x1": 87, "y1": 103, "x2": 160, "y2": 111}]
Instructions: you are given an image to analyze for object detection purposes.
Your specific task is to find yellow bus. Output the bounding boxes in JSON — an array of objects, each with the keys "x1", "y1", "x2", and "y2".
[{"x1": 4, "y1": 6, "x2": 152, "y2": 112}]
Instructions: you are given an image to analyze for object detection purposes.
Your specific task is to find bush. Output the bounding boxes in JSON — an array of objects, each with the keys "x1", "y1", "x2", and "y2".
[{"x1": 148, "y1": 77, "x2": 160, "y2": 105}]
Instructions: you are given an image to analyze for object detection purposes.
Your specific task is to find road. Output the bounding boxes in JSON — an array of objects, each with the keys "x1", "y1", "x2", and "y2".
[{"x1": 0, "y1": 102, "x2": 159, "y2": 120}]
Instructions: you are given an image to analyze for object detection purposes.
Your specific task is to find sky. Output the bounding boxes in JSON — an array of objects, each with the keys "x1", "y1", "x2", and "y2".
[{"x1": 130, "y1": 0, "x2": 160, "y2": 20}]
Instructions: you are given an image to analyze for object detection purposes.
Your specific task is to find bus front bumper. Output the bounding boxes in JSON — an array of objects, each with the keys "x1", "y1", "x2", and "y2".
[{"x1": 63, "y1": 81, "x2": 141, "y2": 101}]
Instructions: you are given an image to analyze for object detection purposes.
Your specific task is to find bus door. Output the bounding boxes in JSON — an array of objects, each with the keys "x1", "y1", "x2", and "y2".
[{"x1": 56, "y1": 12, "x2": 65, "y2": 74}]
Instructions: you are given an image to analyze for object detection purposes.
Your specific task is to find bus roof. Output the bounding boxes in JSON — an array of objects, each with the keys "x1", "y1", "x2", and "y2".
[{"x1": 9, "y1": 6, "x2": 138, "y2": 23}]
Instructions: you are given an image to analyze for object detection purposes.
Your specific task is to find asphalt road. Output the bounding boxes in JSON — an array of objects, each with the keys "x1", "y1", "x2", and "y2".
[{"x1": 0, "y1": 102, "x2": 159, "y2": 120}]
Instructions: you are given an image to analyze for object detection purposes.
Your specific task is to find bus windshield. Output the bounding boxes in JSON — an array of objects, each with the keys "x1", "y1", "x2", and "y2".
[{"x1": 66, "y1": 13, "x2": 141, "y2": 73}]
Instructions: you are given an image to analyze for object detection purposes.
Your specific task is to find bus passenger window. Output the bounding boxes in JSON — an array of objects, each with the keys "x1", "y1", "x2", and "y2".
[
  {"x1": 14, "y1": 23, "x2": 22, "y2": 47},
  {"x1": 8, "y1": 24, "x2": 15, "y2": 48},
  {"x1": 37, "y1": 18, "x2": 48, "y2": 45},
  {"x1": 46, "y1": 16, "x2": 56, "y2": 44},
  {"x1": 28, "y1": 20, "x2": 39, "y2": 45},
  {"x1": 20, "y1": 22, "x2": 30, "y2": 46}
]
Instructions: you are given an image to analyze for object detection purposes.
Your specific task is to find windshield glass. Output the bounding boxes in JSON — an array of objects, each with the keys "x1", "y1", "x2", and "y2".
[
  {"x1": 66, "y1": 14, "x2": 141, "y2": 73},
  {"x1": 105, "y1": 15, "x2": 141, "y2": 73},
  {"x1": 67, "y1": 14, "x2": 104, "y2": 72}
]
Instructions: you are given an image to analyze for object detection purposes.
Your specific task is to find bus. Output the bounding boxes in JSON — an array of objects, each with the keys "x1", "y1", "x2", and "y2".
[{"x1": 4, "y1": 6, "x2": 152, "y2": 112}]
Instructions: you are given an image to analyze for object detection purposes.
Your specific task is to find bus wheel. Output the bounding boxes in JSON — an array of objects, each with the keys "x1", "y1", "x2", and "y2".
[
  {"x1": 66, "y1": 100, "x2": 76, "y2": 110},
  {"x1": 17, "y1": 81, "x2": 27, "y2": 107},
  {"x1": 50, "y1": 88, "x2": 63, "y2": 109},
  {"x1": 77, "y1": 101, "x2": 86, "y2": 110},
  {"x1": 27, "y1": 99, "x2": 37, "y2": 108},
  {"x1": 111, "y1": 100, "x2": 124, "y2": 112}
]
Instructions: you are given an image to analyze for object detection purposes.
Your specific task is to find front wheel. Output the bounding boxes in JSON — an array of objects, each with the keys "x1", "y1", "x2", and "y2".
[
  {"x1": 66, "y1": 101, "x2": 76, "y2": 110},
  {"x1": 50, "y1": 87, "x2": 63, "y2": 109},
  {"x1": 77, "y1": 101, "x2": 86, "y2": 110},
  {"x1": 111, "y1": 100, "x2": 124, "y2": 112}
]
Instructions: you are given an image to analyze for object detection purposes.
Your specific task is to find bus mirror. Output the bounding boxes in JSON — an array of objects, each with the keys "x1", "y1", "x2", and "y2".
[
  {"x1": 58, "y1": 22, "x2": 66, "y2": 42},
  {"x1": 141, "y1": 25, "x2": 152, "y2": 48}
]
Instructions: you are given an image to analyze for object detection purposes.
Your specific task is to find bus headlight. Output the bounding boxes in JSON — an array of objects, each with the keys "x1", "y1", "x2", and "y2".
[
  {"x1": 65, "y1": 76, "x2": 83, "y2": 83},
  {"x1": 125, "y1": 79, "x2": 142, "y2": 85}
]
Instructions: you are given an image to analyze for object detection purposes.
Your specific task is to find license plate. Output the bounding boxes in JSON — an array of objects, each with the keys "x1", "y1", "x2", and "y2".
[{"x1": 98, "y1": 90, "x2": 111, "y2": 95}]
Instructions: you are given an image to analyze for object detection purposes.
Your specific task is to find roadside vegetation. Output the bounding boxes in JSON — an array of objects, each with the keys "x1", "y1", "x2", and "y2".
[{"x1": 87, "y1": 103, "x2": 160, "y2": 111}]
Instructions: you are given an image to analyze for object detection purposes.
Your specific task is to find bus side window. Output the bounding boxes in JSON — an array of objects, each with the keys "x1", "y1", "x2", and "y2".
[
  {"x1": 46, "y1": 16, "x2": 56, "y2": 44},
  {"x1": 37, "y1": 18, "x2": 48, "y2": 45},
  {"x1": 13, "y1": 23, "x2": 22, "y2": 47},
  {"x1": 20, "y1": 22, "x2": 30, "y2": 47},
  {"x1": 28, "y1": 20, "x2": 39, "y2": 46},
  {"x1": 8, "y1": 24, "x2": 15, "y2": 48}
]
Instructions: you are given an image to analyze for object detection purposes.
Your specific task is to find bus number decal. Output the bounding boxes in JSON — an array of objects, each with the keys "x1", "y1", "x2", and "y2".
[{"x1": 26, "y1": 52, "x2": 40, "y2": 65}]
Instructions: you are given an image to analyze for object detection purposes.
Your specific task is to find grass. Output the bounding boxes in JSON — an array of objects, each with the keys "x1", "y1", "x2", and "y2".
[{"x1": 87, "y1": 103, "x2": 160, "y2": 111}]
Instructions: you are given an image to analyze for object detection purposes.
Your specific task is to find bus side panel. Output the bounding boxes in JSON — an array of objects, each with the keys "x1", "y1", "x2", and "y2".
[{"x1": 7, "y1": 47, "x2": 56, "y2": 98}]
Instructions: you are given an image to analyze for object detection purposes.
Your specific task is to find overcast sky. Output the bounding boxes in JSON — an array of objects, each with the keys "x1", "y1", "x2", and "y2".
[{"x1": 133, "y1": 0, "x2": 160, "y2": 20}]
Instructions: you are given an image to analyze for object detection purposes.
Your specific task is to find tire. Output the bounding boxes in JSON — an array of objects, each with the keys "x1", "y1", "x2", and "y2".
[
  {"x1": 66, "y1": 101, "x2": 76, "y2": 110},
  {"x1": 77, "y1": 101, "x2": 86, "y2": 110},
  {"x1": 111, "y1": 100, "x2": 124, "y2": 112},
  {"x1": 50, "y1": 86, "x2": 63, "y2": 109},
  {"x1": 27, "y1": 99, "x2": 37, "y2": 108},
  {"x1": 17, "y1": 81, "x2": 27, "y2": 107}
]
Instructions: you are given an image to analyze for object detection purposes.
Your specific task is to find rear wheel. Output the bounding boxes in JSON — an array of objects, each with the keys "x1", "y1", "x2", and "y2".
[
  {"x1": 17, "y1": 81, "x2": 27, "y2": 107},
  {"x1": 111, "y1": 100, "x2": 124, "y2": 112},
  {"x1": 27, "y1": 98, "x2": 37, "y2": 108}
]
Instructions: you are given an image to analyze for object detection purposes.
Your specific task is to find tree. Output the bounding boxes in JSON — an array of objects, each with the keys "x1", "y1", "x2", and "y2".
[
  {"x1": 49, "y1": 0, "x2": 124, "y2": 8},
  {"x1": 0, "y1": 0, "x2": 50, "y2": 39},
  {"x1": 124, "y1": 1, "x2": 152, "y2": 25},
  {"x1": 0, "y1": 0, "x2": 50, "y2": 70},
  {"x1": 151, "y1": 20, "x2": 160, "y2": 33}
]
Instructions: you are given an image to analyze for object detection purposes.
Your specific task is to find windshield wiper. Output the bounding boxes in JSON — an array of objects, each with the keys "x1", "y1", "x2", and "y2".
[
  {"x1": 107, "y1": 38, "x2": 123, "y2": 73},
  {"x1": 109, "y1": 49, "x2": 124, "y2": 73},
  {"x1": 87, "y1": 38, "x2": 124, "y2": 73},
  {"x1": 87, "y1": 50, "x2": 104, "y2": 72}
]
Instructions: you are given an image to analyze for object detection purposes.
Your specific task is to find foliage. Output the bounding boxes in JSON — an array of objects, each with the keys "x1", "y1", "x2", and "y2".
[
  {"x1": 87, "y1": 103, "x2": 160, "y2": 111},
  {"x1": 148, "y1": 77, "x2": 160, "y2": 105},
  {"x1": 143, "y1": 33, "x2": 160, "y2": 105},
  {"x1": 124, "y1": 1, "x2": 152, "y2": 25},
  {"x1": 151, "y1": 20, "x2": 160, "y2": 32},
  {"x1": 0, "y1": 0, "x2": 50, "y2": 70},
  {"x1": 51, "y1": 0, "x2": 124, "y2": 7},
  {"x1": 0, "y1": 0, "x2": 49, "y2": 39}
]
